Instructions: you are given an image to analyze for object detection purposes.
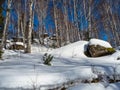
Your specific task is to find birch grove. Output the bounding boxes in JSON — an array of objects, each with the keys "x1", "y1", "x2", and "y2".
[{"x1": 1, "y1": 0, "x2": 120, "y2": 51}]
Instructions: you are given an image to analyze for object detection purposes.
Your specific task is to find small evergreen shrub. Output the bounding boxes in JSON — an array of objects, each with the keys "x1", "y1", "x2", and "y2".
[
  {"x1": 43, "y1": 53, "x2": 53, "y2": 66},
  {"x1": 117, "y1": 57, "x2": 120, "y2": 60}
]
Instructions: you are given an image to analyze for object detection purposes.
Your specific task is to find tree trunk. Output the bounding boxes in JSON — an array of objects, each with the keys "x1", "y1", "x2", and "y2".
[
  {"x1": 25, "y1": 0, "x2": 33, "y2": 53},
  {"x1": 88, "y1": 0, "x2": 92, "y2": 39},
  {"x1": 63, "y1": 0, "x2": 70, "y2": 44},
  {"x1": 53, "y1": 0, "x2": 60, "y2": 47},
  {"x1": 1, "y1": 0, "x2": 12, "y2": 50},
  {"x1": 23, "y1": 0, "x2": 27, "y2": 50},
  {"x1": 73, "y1": 0, "x2": 81, "y2": 41},
  {"x1": 0, "y1": 0, "x2": 5, "y2": 6},
  {"x1": 17, "y1": 10, "x2": 20, "y2": 38}
]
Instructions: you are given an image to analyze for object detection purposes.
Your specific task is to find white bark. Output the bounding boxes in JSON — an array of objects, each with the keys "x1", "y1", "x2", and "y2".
[
  {"x1": 25, "y1": 0, "x2": 33, "y2": 53},
  {"x1": 17, "y1": 10, "x2": 20, "y2": 38},
  {"x1": 73, "y1": 0, "x2": 81, "y2": 40},
  {"x1": 88, "y1": 0, "x2": 92, "y2": 39},
  {"x1": 63, "y1": 0, "x2": 70, "y2": 44},
  {"x1": 23, "y1": 0, "x2": 27, "y2": 48},
  {"x1": 1, "y1": 0, "x2": 12, "y2": 49},
  {"x1": 53, "y1": 0, "x2": 60, "y2": 47}
]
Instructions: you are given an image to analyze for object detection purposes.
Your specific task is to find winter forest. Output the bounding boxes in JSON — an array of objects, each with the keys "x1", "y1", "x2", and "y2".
[
  {"x1": 1, "y1": 0, "x2": 120, "y2": 90},
  {"x1": 0, "y1": 0, "x2": 120, "y2": 51}
]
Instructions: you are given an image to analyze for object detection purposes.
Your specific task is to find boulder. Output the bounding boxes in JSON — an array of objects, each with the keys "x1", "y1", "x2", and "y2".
[
  {"x1": 87, "y1": 45, "x2": 115, "y2": 57},
  {"x1": 85, "y1": 39, "x2": 116, "y2": 57},
  {"x1": 9, "y1": 42, "x2": 25, "y2": 50},
  {"x1": 9, "y1": 44, "x2": 25, "y2": 50}
]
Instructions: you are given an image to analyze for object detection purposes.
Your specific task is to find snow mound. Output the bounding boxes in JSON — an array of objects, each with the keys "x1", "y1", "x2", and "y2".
[
  {"x1": 51, "y1": 41, "x2": 88, "y2": 58},
  {"x1": 89, "y1": 38, "x2": 112, "y2": 48}
]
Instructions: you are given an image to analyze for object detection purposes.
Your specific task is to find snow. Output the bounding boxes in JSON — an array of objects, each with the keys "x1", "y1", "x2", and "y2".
[
  {"x1": 6, "y1": 42, "x2": 24, "y2": 48},
  {"x1": 14, "y1": 42, "x2": 24, "y2": 46},
  {"x1": 51, "y1": 41, "x2": 88, "y2": 58},
  {"x1": 116, "y1": 46, "x2": 120, "y2": 50},
  {"x1": 33, "y1": 38, "x2": 40, "y2": 43},
  {"x1": 0, "y1": 39, "x2": 120, "y2": 89},
  {"x1": 69, "y1": 83, "x2": 105, "y2": 90},
  {"x1": 69, "y1": 83, "x2": 120, "y2": 90},
  {"x1": 89, "y1": 38, "x2": 112, "y2": 48}
]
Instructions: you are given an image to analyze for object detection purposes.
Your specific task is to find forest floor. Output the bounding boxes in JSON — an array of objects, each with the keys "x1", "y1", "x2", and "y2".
[{"x1": 0, "y1": 40, "x2": 120, "y2": 90}]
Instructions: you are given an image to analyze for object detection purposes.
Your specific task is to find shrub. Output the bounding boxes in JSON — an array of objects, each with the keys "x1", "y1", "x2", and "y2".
[
  {"x1": 117, "y1": 57, "x2": 120, "y2": 60},
  {"x1": 43, "y1": 53, "x2": 53, "y2": 66}
]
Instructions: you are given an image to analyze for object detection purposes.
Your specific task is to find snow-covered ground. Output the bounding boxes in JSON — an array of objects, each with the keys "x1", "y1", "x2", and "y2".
[
  {"x1": 0, "y1": 39, "x2": 120, "y2": 90},
  {"x1": 69, "y1": 83, "x2": 120, "y2": 90}
]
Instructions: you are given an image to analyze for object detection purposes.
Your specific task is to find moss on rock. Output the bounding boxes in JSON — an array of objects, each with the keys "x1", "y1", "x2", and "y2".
[{"x1": 85, "y1": 45, "x2": 115, "y2": 57}]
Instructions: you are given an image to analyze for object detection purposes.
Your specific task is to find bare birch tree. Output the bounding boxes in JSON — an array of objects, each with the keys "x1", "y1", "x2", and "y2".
[
  {"x1": 36, "y1": 0, "x2": 48, "y2": 44},
  {"x1": 25, "y1": 0, "x2": 33, "y2": 53},
  {"x1": 53, "y1": 0, "x2": 60, "y2": 47},
  {"x1": 63, "y1": 0, "x2": 70, "y2": 44},
  {"x1": 1, "y1": 0, "x2": 12, "y2": 49}
]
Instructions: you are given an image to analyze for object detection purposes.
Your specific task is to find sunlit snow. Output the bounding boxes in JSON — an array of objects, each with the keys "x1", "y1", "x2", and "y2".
[{"x1": 0, "y1": 39, "x2": 120, "y2": 89}]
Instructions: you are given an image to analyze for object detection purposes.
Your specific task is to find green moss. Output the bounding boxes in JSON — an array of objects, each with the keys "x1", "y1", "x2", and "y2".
[{"x1": 106, "y1": 48, "x2": 116, "y2": 53}]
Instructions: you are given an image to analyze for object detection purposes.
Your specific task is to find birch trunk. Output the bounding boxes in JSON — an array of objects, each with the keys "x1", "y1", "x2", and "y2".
[
  {"x1": 109, "y1": 1, "x2": 119, "y2": 46},
  {"x1": 73, "y1": 0, "x2": 81, "y2": 40},
  {"x1": 53, "y1": 0, "x2": 60, "y2": 47},
  {"x1": 21, "y1": 19, "x2": 25, "y2": 46},
  {"x1": 1, "y1": 0, "x2": 12, "y2": 49},
  {"x1": 23, "y1": 0, "x2": 27, "y2": 49},
  {"x1": 63, "y1": 0, "x2": 70, "y2": 44},
  {"x1": 25, "y1": 0, "x2": 33, "y2": 53},
  {"x1": 88, "y1": 0, "x2": 92, "y2": 39},
  {"x1": 17, "y1": 11, "x2": 20, "y2": 38}
]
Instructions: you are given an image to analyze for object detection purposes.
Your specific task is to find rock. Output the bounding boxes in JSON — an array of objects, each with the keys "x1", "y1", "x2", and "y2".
[
  {"x1": 85, "y1": 39, "x2": 116, "y2": 57},
  {"x1": 87, "y1": 45, "x2": 115, "y2": 57},
  {"x1": 9, "y1": 44, "x2": 25, "y2": 50}
]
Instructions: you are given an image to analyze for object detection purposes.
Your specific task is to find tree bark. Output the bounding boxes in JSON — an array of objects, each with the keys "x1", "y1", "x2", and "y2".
[
  {"x1": 63, "y1": 0, "x2": 70, "y2": 44},
  {"x1": 0, "y1": 0, "x2": 5, "y2": 6},
  {"x1": 25, "y1": 0, "x2": 33, "y2": 53},
  {"x1": 53, "y1": 0, "x2": 60, "y2": 47},
  {"x1": 1, "y1": 0, "x2": 12, "y2": 50},
  {"x1": 88, "y1": 0, "x2": 92, "y2": 39}
]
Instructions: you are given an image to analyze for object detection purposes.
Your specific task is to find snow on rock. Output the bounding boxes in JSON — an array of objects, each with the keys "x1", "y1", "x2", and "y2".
[
  {"x1": 89, "y1": 38, "x2": 112, "y2": 48},
  {"x1": 51, "y1": 41, "x2": 88, "y2": 58},
  {"x1": 15, "y1": 42, "x2": 24, "y2": 46}
]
